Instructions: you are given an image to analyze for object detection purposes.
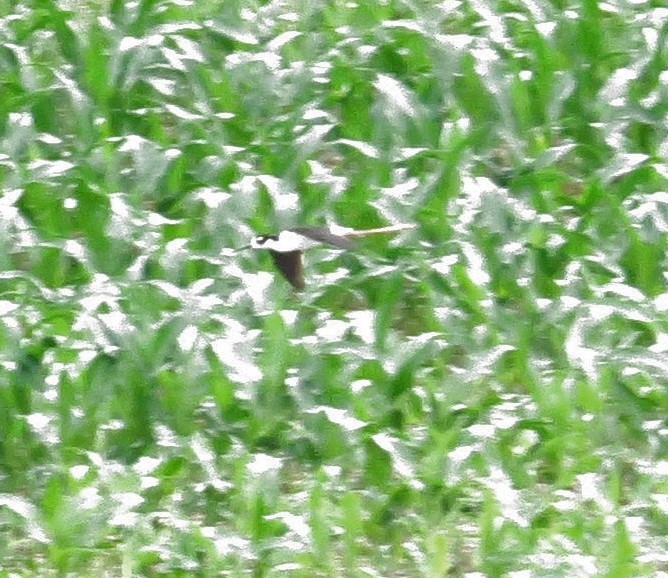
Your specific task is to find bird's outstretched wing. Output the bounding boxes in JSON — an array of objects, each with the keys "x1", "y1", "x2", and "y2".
[
  {"x1": 269, "y1": 250, "x2": 305, "y2": 290},
  {"x1": 290, "y1": 227, "x2": 356, "y2": 250}
]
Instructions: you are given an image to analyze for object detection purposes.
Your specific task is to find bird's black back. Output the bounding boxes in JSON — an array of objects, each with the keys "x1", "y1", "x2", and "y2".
[{"x1": 290, "y1": 227, "x2": 356, "y2": 250}]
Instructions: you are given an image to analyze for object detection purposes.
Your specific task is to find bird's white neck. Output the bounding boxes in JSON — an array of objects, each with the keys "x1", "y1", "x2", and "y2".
[{"x1": 251, "y1": 230, "x2": 318, "y2": 252}]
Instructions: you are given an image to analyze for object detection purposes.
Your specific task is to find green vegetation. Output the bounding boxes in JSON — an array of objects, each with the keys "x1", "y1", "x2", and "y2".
[{"x1": 1, "y1": 0, "x2": 667, "y2": 575}]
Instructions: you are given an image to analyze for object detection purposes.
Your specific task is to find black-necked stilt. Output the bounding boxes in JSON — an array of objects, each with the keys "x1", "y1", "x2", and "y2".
[{"x1": 241, "y1": 224, "x2": 414, "y2": 290}]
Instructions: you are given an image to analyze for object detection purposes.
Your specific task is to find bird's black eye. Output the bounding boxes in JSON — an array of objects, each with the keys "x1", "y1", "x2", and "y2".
[{"x1": 256, "y1": 234, "x2": 278, "y2": 246}]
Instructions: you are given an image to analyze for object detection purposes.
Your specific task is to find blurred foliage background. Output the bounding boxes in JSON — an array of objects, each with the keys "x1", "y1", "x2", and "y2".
[{"x1": 1, "y1": 0, "x2": 667, "y2": 576}]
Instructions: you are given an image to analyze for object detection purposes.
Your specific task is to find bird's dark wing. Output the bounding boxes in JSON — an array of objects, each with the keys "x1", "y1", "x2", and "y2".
[
  {"x1": 270, "y1": 250, "x2": 305, "y2": 290},
  {"x1": 290, "y1": 227, "x2": 356, "y2": 250}
]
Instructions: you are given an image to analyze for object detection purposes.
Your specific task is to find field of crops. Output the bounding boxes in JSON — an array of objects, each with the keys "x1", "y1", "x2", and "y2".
[{"x1": 1, "y1": 1, "x2": 667, "y2": 576}]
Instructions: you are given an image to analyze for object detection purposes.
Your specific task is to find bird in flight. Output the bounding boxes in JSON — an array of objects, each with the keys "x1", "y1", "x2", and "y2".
[{"x1": 241, "y1": 224, "x2": 414, "y2": 290}]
